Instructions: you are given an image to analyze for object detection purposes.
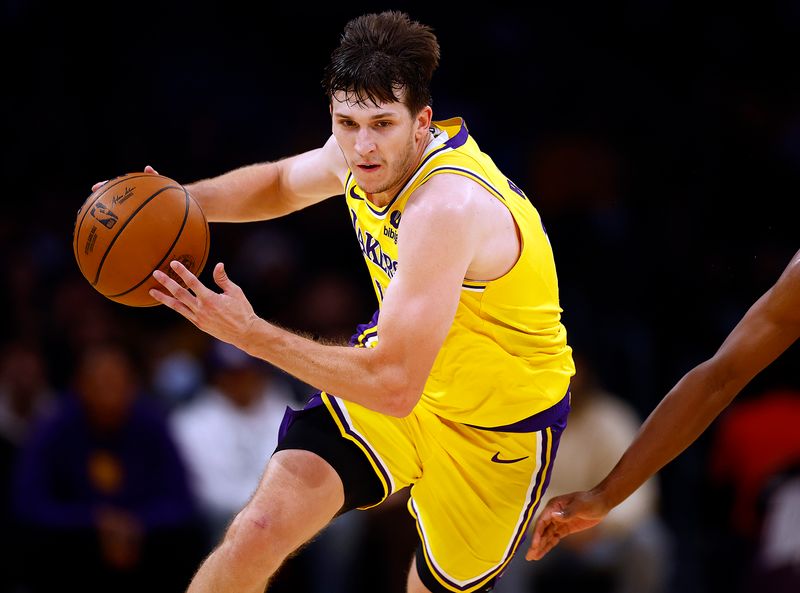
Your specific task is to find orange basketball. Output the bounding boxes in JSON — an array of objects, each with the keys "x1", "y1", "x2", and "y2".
[{"x1": 73, "y1": 173, "x2": 210, "y2": 307}]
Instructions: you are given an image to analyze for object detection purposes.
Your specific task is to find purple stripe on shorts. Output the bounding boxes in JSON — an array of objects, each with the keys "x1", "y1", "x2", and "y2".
[
  {"x1": 466, "y1": 389, "x2": 571, "y2": 433},
  {"x1": 326, "y1": 395, "x2": 392, "y2": 497},
  {"x1": 416, "y1": 421, "x2": 562, "y2": 591},
  {"x1": 276, "y1": 393, "x2": 326, "y2": 443},
  {"x1": 500, "y1": 416, "x2": 567, "y2": 569},
  {"x1": 506, "y1": 427, "x2": 554, "y2": 552}
]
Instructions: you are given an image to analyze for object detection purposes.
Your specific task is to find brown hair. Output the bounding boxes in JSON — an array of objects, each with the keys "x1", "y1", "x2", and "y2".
[{"x1": 322, "y1": 11, "x2": 440, "y2": 115}]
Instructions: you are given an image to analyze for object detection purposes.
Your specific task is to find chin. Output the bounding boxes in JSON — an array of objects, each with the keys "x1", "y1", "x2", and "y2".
[{"x1": 353, "y1": 177, "x2": 384, "y2": 194}]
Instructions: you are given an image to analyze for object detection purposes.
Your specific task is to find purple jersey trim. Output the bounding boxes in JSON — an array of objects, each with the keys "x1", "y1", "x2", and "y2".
[
  {"x1": 466, "y1": 389, "x2": 571, "y2": 433},
  {"x1": 346, "y1": 119, "x2": 470, "y2": 217},
  {"x1": 421, "y1": 165, "x2": 507, "y2": 202},
  {"x1": 443, "y1": 119, "x2": 469, "y2": 150},
  {"x1": 349, "y1": 309, "x2": 380, "y2": 346}
]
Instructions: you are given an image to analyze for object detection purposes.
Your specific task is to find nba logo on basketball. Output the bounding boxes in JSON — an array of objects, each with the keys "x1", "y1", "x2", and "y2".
[{"x1": 91, "y1": 202, "x2": 119, "y2": 229}]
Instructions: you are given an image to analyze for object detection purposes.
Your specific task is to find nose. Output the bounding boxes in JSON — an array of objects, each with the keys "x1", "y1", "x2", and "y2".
[{"x1": 354, "y1": 127, "x2": 376, "y2": 156}]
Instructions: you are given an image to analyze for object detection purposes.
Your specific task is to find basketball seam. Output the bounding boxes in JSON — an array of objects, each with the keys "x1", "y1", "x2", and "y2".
[
  {"x1": 104, "y1": 188, "x2": 192, "y2": 299},
  {"x1": 92, "y1": 184, "x2": 182, "y2": 286},
  {"x1": 75, "y1": 174, "x2": 173, "y2": 279},
  {"x1": 197, "y1": 193, "x2": 211, "y2": 277}
]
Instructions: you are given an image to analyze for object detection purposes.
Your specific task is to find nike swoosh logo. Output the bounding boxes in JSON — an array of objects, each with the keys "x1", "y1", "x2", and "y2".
[{"x1": 491, "y1": 452, "x2": 530, "y2": 464}]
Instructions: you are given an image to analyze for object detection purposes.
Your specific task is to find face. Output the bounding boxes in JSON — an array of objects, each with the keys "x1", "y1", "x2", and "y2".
[
  {"x1": 77, "y1": 348, "x2": 136, "y2": 431},
  {"x1": 331, "y1": 91, "x2": 432, "y2": 199}
]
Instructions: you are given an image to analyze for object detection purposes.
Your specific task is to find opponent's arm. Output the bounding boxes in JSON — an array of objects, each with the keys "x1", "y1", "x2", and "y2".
[
  {"x1": 151, "y1": 175, "x2": 480, "y2": 416},
  {"x1": 528, "y1": 249, "x2": 800, "y2": 560},
  {"x1": 186, "y1": 134, "x2": 348, "y2": 222}
]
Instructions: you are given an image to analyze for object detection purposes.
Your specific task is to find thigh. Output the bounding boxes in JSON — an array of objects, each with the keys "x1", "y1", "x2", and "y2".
[{"x1": 410, "y1": 416, "x2": 566, "y2": 593}]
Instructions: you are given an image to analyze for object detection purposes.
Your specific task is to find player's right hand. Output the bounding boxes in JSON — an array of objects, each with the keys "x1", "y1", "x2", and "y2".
[
  {"x1": 525, "y1": 490, "x2": 608, "y2": 561},
  {"x1": 91, "y1": 165, "x2": 160, "y2": 192}
]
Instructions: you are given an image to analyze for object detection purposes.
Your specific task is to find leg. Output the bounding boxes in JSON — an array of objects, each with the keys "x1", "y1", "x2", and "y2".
[
  {"x1": 407, "y1": 557, "x2": 434, "y2": 593},
  {"x1": 403, "y1": 402, "x2": 569, "y2": 593},
  {"x1": 187, "y1": 450, "x2": 344, "y2": 593}
]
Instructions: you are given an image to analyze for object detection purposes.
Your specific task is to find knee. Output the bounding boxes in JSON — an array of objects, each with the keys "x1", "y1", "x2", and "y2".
[{"x1": 221, "y1": 505, "x2": 295, "y2": 565}]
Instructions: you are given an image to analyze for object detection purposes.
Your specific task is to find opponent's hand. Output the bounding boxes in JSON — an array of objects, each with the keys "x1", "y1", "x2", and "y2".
[
  {"x1": 91, "y1": 165, "x2": 160, "y2": 192},
  {"x1": 150, "y1": 260, "x2": 259, "y2": 348},
  {"x1": 526, "y1": 490, "x2": 608, "y2": 560}
]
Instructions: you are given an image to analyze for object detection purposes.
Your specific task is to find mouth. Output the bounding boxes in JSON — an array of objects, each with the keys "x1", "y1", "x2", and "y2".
[{"x1": 357, "y1": 163, "x2": 381, "y2": 172}]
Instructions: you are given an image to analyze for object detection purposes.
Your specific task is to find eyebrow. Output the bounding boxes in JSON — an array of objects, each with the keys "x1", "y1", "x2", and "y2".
[{"x1": 334, "y1": 111, "x2": 400, "y2": 120}]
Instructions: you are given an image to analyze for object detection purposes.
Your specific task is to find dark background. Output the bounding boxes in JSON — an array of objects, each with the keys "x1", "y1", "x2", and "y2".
[{"x1": 2, "y1": 2, "x2": 799, "y2": 592}]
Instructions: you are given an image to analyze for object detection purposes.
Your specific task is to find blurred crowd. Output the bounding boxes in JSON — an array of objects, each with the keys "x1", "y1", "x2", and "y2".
[{"x1": 3, "y1": 2, "x2": 800, "y2": 592}]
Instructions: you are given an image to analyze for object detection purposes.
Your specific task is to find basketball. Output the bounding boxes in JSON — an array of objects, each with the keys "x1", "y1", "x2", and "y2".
[{"x1": 73, "y1": 173, "x2": 210, "y2": 307}]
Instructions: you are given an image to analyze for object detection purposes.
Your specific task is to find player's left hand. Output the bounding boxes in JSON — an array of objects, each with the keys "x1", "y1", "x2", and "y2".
[{"x1": 151, "y1": 260, "x2": 258, "y2": 348}]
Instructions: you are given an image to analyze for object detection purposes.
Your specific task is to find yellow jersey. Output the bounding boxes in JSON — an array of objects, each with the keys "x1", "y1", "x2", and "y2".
[{"x1": 344, "y1": 117, "x2": 574, "y2": 427}]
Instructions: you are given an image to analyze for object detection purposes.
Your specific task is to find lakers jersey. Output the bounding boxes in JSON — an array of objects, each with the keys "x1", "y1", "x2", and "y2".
[{"x1": 344, "y1": 118, "x2": 575, "y2": 427}]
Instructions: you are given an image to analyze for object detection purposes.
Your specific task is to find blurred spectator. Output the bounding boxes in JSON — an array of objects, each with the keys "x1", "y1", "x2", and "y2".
[
  {"x1": 148, "y1": 324, "x2": 210, "y2": 409},
  {"x1": 0, "y1": 6, "x2": 797, "y2": 592},
  {"x1": 748, "y1": 463, "x2": 800, "y2": 593},
  {"x1": 0, "y1": 429, "x2": 18, "y2": 593},
  {"x1": 151, "y1": 347, "x2": 205, "y2": 408},
  {"x1": 12, "y1": 342, "x2": 205, "y2": 593},
  {"x1": 525, "y1": 134, "x2": 657, "y2": 417},
  {"x1": 0, "y1": 341, "x2": 54, "y2": 593},
  {"x1": 709, "y1": 388, "x2": 800, "y2": 539},
  {"x1": 46, "y1": 280, "x2": 123, "y2": 390},
  {"x1": 169, "y1": 339, "x2": 297, "y2": 542},
  {"x1": 0, "y1": 341, "x2": 55, "y2": 446},
  {"x1": 285, "y1": 269, "x2": 373, "y2": 345},
  {"x1": 496, "y1": 353, "x2": 672, "y2": 593},
  {"x1": 705, "y1": 387, "x2": 800, "y2": 593}
]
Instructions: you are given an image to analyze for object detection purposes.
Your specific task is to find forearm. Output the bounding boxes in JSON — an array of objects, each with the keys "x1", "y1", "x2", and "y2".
[
  {"x1": 593, "y1": 281, "x2": 800, "y2": 510},
  {"x1": 185, "y1": 162, "x2": 292, "y2": 223},
  {"x1": 592, "y1": 361, "x2": 739, "y2": 509},
  {"x1": 240, "y1": 317, "x2": 414, "y2": 416}
]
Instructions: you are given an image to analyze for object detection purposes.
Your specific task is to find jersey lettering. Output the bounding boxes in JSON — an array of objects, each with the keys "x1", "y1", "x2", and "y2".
[{"x1": 351, "y1": 209, "x2": 398, "y2": 279}]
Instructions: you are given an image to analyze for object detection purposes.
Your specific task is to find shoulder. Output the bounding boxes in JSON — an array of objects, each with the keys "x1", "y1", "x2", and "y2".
[
  {"x1": 284, "y1": 134, "x2": 348, "y2": 185},
  {"x1": 406, "y1": 172, "x2": 494, "y2": 221},
  {"x1": 318, "y1": 134, "x2": 349, "y2": 181}
]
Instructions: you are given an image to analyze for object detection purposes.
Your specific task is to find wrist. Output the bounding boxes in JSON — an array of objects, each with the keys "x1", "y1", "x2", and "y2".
[
  {"x1": 240, "y1": 315, "x2": 269, "y2": 357},
  {"x1": 587, "y1": 483, "x2": 618, "y2": 514}
]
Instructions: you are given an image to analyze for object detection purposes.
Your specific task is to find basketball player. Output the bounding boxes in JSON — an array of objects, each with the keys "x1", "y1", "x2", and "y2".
[
  {"x1": 527, "y1": 248, "x2": 800, "y2": 561},
  {"x1": 140, "y1": 11, "x2": 574, "y2": 593}
]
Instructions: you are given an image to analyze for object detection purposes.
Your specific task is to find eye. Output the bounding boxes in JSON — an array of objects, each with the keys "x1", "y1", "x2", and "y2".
[
  {"x1": 375, "y1": 121, "x2": 392, "y2": 128},
  {"x1": 339, "y1": 120, "x2": 357, "y2": 128}
]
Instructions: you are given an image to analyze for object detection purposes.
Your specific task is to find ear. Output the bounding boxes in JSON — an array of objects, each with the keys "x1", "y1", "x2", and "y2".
[{"x1": 416, "y1": 106, "x2": 433, "y2": 139}]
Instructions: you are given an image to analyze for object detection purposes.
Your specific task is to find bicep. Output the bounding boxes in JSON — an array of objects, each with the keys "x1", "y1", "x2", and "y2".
[
  {"x1": 374, "y1": 186, "x2": 478, "y2": 396},
  {"x1": 377, "y1": 263, "x2": 464, "y2": 388},
  {"x1": 711, "y1": 266, "x2": 800, "y2": 391}
]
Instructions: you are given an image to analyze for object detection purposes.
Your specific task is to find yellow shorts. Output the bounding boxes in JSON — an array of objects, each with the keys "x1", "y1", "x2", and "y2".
[{"x1": 320, "y1": 390, "x2": 569, "y2": 592}]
